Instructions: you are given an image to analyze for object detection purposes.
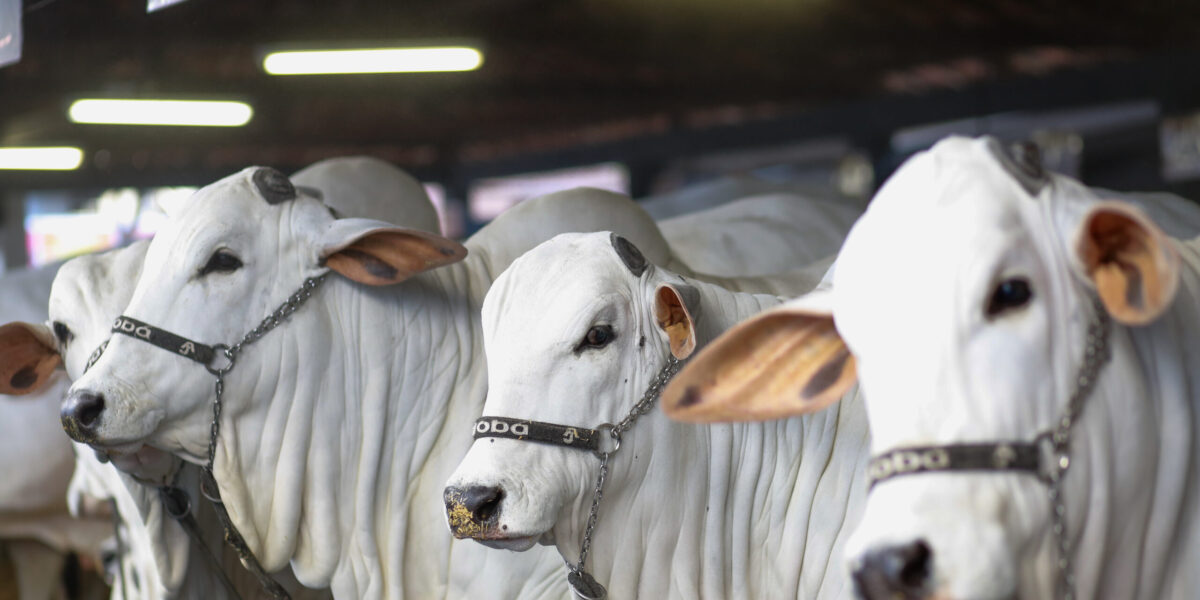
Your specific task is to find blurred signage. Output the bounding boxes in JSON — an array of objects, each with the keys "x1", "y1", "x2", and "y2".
[
  {"x1": 467, "y1": 163, "x2": 629, "y2": 222},
  {"x1": 147, "y1": 0, "x2": 190, "y2": 13},
  {"x1": 0, "y1": 0, "x2": 21, "y2": 68}
]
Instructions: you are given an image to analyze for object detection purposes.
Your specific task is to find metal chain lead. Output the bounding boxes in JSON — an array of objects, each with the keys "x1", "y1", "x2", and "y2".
[
  {"x1": 1040, "y1": 297, "x2": 1111, "y2": 600},
  {"x1": 568, "y1": 355, "x2": 682, "y2": 599},
  {"x1": 205, "y1": 274, "x2": 327, "y2": 471},
  {"x1": 198, "y1": 273, "x2": 329, "y2": 600},
  {"x1": 574, "y1": 451, "x2": 609, "y2": 574}
]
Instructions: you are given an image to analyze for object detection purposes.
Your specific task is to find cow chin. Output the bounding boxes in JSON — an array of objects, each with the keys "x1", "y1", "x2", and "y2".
[
  {"x1": 475, "y1": 535, "x2": 541, "y2": 552},
  {"x1": 104, "y1": 444, "x2": 180, "y2": 485}
]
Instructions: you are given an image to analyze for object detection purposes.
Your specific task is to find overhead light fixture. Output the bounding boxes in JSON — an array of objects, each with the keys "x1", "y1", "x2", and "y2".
[
  {"x1": 68, "y1": 99, "x2": 253, "y2": 127},
  {"x1": 0, "y1": 147, "x2": 84, "y2": 170},
  {"x1": 262, "y1": 46, "x2": 483, "y2": 75}
]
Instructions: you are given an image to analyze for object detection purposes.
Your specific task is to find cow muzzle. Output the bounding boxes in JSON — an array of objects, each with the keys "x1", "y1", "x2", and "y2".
[
  {"x1": 444, "y1": 484, "x2": 506, "y2": 539},
  {"x1": 61, "y1": 389, "x2": 106, "y2": 443}
]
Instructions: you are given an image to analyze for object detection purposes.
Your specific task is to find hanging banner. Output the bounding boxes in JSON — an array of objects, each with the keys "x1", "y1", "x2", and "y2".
[
  {"x1": 0, "y1": 0, "x2": 21, "y2": 69},
  {"x1": 147, "y1": 0, "x2": 190, "y2": 13}
]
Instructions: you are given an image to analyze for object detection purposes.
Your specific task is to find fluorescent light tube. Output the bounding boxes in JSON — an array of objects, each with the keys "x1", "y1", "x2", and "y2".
[
  {"x1": 263, "y1": 47, "x2": 482, "y2": 75},
  {"x1": 0, "y1": 147, "x2": 84, "y2": 170},
  {"x1": 69, "y1": 99, "x2": 253, "y2": 126}
]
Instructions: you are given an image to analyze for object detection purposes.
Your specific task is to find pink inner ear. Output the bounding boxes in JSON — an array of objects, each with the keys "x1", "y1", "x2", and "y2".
[
  {"x1": 0, "y1": 322, "x2": 62, "y2": 396},
  {"x1": 325, "y1": 229, "x2": 468, "y2": 287},
  {"x1": 1081, "y1": 203, "x2": 1180, "y2": 325},
  {"x1": 655, "y1": 286, "x2": 696, "y2": 359}
]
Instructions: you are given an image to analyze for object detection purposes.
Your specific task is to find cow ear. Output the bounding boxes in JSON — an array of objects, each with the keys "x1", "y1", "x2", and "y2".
[
  {"x1": 1077, "y1": 201, "x2": 1179, "y2": 325},
  {"x1": 319, "y1": 218, "x2": 467, "y2": 286},
  {"x1": 654, "y1": 283, "x2": 700, "y2": 359},
  {"x1": 662, "y1": 290, "x2": 855, "y2": 423},
  {"x1": 0, "y1": 322, "x2": 62, "y2": 395}
]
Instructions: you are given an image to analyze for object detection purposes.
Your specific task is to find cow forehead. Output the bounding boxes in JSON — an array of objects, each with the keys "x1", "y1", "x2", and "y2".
[
  {"x1": 832, "y1": 143, "x2": 1058, "y2": 345},
  {"x1": 148, "y1": 170, "x2": 328, "y2": 263},
  {"x1": 485, "y1": 234, "x2": 641, "y2": 345}
]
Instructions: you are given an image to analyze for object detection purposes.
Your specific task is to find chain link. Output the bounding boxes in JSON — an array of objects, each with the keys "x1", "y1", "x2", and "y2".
[
  {"x1": 199, "y1": 273, "x2": 328, "y2": 600},
  {"x1": 205, "y1": 274, "x2": 327, "y2": 473},
  {"x1": 1040, "y1": 297, "x2": 1111, "y2": 600},
  {"x1": 569, "y1": 355, "x2": 682, "y2": 587},
  {"x1": 574, "y1": 452, "x2": 608, "y2": 573}
]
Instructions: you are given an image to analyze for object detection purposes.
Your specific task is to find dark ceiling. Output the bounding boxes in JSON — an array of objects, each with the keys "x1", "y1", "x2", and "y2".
[{"x1": 5, "y1": 0, "x2": 1200, "y2": 189}]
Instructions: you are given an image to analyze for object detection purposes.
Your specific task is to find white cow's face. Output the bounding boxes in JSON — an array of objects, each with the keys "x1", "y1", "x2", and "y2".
[
  {"x1": 662, "y1": 136, "x2": 1180, "y2": 599},
  {"x1": 48, "y1": 241, "x2": 149, "y2": 380},
  {"x1": 63, "y1": 167, "x2": 466, "y2": 463},
  {"x1": 49, "y1": 242, "x2": 180, "y2": 482},
  {"x1": 833, "y1": 144, "x2": 1081, "y2": 600},
  {"x1": 445, "y1": 232, "x2": 696, "y2": 552}
]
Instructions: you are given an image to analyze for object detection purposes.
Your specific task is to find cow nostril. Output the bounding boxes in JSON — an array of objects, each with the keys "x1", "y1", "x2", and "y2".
[
  {"x1": 75, "y1": 392, "x2": 106, "y2": 428},
  {"x1": 462, "y1": 485, "x2": 505, "y2": 523},
  {"x1": 852, "y1": 539, "x2": 933, "y2": 599},
  {"x1": 62, "y1": 391, "x2": 106, "y2": 439},
  {"x1": 895, "y1": 540, "x2": 931, "y2": 589}
]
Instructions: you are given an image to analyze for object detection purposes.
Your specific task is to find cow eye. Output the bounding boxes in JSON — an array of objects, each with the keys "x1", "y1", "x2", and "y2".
[
  {"x1": 199, "y1": 250, "x2": 243, "y2": 276},
  {"x1": 52, "y1": 321, "x2": 72, "y2": 345},
  {"x1": 576, "y1": 325, "x2": 615, "y2": 351},
  {"x1": 986, "y1": 277, "x2": 1033, "y2": 318}
]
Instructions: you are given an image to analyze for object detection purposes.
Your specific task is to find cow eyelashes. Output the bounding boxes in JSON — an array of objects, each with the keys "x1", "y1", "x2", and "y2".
[
  {"x1": 986, "y1": 277, "x2": 1033, "y2": 318},
  {"x1": 575, "y1": 324, "x2": 615, "y2": 352},
  {"x1": 52, "y1": 321, "x2": 72, "y2": 346},
  {"x1": 199, "y1": 249, "x2": 244, "y2": 276}
]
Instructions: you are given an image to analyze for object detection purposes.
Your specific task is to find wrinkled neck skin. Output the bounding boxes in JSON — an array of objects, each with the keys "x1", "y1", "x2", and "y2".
[
  {"x1": 553, "y1": 279, "x2": 870, "y2": 599},
  {"x1": 1026, "y1": 237, "x2": 1200, "y2": 600},
  {"x1": 208, "y1": 251, "x2": 563, "y2": 599},
  {"x1": 102, "y1": 462, "x2": 327, "y2": 600}
]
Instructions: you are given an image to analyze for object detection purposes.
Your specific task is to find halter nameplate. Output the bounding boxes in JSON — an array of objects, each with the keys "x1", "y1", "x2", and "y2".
[
  {"x1": 473, "y1": 416, "x2": 602, "y2": 452},
  {"x1": 867, "y1": 442, "x2": 1043, "y2": 489},
  {"x1": 111, "y1": 316, "x2": 216, "y2": 365}
]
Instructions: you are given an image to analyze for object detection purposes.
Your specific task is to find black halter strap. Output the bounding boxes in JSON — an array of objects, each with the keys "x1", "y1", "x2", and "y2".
[
  {"x1": 473, "y1": 416, "x2": 607, "y2": 454},
  {"x1": 110, "y1": 316, "x2": 217, "y2": 366},
  {"x1": 867, "y1": 440, "x2": 1045, "y2": 490}
]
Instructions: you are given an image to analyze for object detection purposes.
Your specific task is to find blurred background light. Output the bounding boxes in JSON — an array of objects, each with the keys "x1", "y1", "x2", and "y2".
[
  {"x1": 68, "y1": 99, "x2": 253, "y2": 126},
  {"x1": 263, "y1": 47, "x2": 483, "y2": 75},
  {"x1": 0, "y1": 147, "x2": 84, "y2": 170}
]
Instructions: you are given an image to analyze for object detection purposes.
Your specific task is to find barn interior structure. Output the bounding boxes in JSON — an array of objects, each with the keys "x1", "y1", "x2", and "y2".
[{"x1": 4, "y1": 0, "x2": 1200, "y2": 266}]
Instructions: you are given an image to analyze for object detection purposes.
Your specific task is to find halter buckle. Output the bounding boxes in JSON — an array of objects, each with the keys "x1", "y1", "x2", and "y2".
[
  {"x1": 206, "y1": 344, "x2": 236, "y2": 376},
  {"x1": 592, "y1": 423, "x2": 620, "y2": 459}
]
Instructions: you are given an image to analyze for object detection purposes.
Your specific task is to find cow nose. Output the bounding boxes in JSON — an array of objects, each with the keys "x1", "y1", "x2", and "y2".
[
  {"x1": 852, "y1": 540, "x2": 933, "y2": 600},
  {"x1": 444, "y1": 484, "x2": 505, "y2": 528},
  {"x1": 61, "y1": 391, "x2": 105, "y2": 441}
]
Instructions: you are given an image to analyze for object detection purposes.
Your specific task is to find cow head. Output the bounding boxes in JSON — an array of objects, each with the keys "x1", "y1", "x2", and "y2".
[
  {"x1": 444, "y1": 232, "x2": 699, "y2": 553},
  {"x1": 0, "y1": 242, "x2": 179, "y2": 483},
  {"x1": 63, "y1": 167, "x2": 466, "y2": 462},
  {"x1": 662, "y1": 136, "x2": 1180, "y2": 599}
]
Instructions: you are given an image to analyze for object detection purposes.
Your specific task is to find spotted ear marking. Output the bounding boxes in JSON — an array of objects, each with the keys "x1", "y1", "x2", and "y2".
[
  {"x1": 0, "y1": 322, "x2": 62, "y2": 396},
  {"x1": 610, "y1": 233, "x2": 647, "y2": 277},
  {"x1": 253, "y1": 167, "x2": 297, "y2": 204},
  {"x1": 662, "y1": 296, "x2": 856, "y2": 423}
]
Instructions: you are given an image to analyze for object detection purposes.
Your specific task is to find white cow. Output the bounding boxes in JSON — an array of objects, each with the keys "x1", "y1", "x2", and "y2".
[
  {"x1": 45, "y1": 156, "x2": 441, "y2": 600},
  {"x1": 444, "y1": 232, "x2": 868, "y2": 599},
  {"x1": 46, "y1": 241, "x2": 330, "y2": 600},
  {"x1": 661, "y1": 136, "x2": 1200, "y2": 599},
  {"x1": 61, "y1": 166, "x2": 736, "y2": 599},
  {"x1": 0, "y1": 264, "x2": 112, "y2": 600}
]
